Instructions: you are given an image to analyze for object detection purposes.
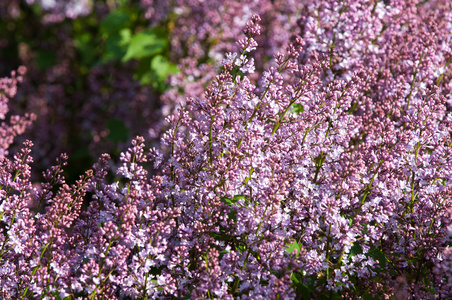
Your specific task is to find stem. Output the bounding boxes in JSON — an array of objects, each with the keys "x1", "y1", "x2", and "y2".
[
  {"x1": 209, "y1": 115, "x2": 214, "y2": 165},
  {"x1": 325, "y1": 223, "x2": 332, "y2": 280}
]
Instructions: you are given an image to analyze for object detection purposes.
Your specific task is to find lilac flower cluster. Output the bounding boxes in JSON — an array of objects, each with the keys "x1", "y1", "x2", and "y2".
[
  {"x1": 0, "y1": 67, "x2": 35, "y2": 158},
  {"x1": 0, "y1": 0, "x2": 452, "y2": 299},
  {"x1": 159, "y1": 0, "x2": 304, "y2": 120},
  {"x1": 24, "y1": 0, "x2": 92, "y2": 23}
]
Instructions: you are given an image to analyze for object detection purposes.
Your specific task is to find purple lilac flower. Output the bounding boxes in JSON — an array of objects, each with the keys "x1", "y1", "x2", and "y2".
[{"x1": 0, "y1": 1, "x2": 451, "y2": 298}]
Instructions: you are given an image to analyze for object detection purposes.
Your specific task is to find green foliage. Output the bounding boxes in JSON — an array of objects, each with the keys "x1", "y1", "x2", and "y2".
[
  {"x1": 285, "y1": 239, "x2": 302, "y2": 257},
  {"x1": 348, "y1": 242, "x2": 363, "y2": 258},
  {"x1": 149, "y1": 54, "x2": 180, "y2": 90},
  {"x1": 74, "y1": 31, "x2": 97, "y2": 68},
  {"x1": 220, "y1": 194, "x2": 248, "y2": 223},
  {"x1": 290, "y1": 272, "x2": 312, "y2": 300},
  {"x1": 288, "y1": 238, "x2": 390, "y2": 299},
  {"x1": 367, "y1": 246, "x2": 386, "y2": 270},
  {"x1": 122, "y1": 28, "x2": 167, "y2": 62},
  {"x1": 35, "y1": 50, "x2": 57, "y2": 70},
  {"x1": 47, "y1": 293, "x2": 71, "y2": 300},
  {"x1": 221, "y1": 194, "x2": 247, "y2": 206},
  {"x1": 100, "y1": 9, "x2": 131, "y2": 36},
  {"x1": 120, "y1": 27, "x2": 179, "y2": 91},
  {"x1": 290, "y1": 271, "x2": 345, "y2": 300},
  {"x1": 292, "y1": 103, "x2": 304, "y2": 114},
  {"x1": 99, "y1": 9, "x2": 132, "y2": 63},
  {"x1": 107, "y1": 118, "x2": 129, "y2": 143},
  {"x1": 73, "y1": 4, "x2": 180, "y2": 91}
]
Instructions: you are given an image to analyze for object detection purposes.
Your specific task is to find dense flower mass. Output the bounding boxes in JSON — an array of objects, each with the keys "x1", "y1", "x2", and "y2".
[
  {"x1": 25, "y1": 0, "x2": 92, "y2": 22},
  {"x1": 0, "y1": 0, "x2": 452, "y2": 299}
]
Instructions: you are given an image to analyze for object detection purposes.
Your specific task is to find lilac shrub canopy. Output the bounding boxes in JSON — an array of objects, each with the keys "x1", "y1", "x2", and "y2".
[
  {"x1": 1, "y1": 0, "x2": 452, "y2": 299},
  {"x1": 0, "y1": 0, "x2": 304, "y2": 183}
]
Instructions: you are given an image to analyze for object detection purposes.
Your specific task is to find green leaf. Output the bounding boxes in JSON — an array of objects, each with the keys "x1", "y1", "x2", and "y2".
[
  {"x1": 50, "y1": 292, "x2": 71, "y2": 300},
  {"x1": 290, "y1": 272, "x2": 301, "y2": 284},
  {"x1": 102, "y1": 35, "x2": 127, "y2": 63},
  {"x1": 292, "y1": 103, "x2": 304, "y2": 114},
  {"x1": 233, "y1": 194, "x2": 246, "y2": 201},
  {"x1": 133, "y1": 56, "x2": 153, "y2": 85},
  {"x1": 349, "y1": 242, "x2": 363, "y2": 258},
  {"x1": 151, "y1": 54, "x2": 179, "y2": 81},
  {"x1": 180, "y1": 293, "x2": 192, "y2": 300},
  {"x1": 285, "y1": 240, "x2": 301, "y2": 256},
  {"x1": 220, "y1": 194, "x2": 247, "y2": 206},
  {"x1": 368, "y1": 246, "x2": 386, "y2": 269},
  {"x1": 362, "y1": 293, "x2": 380, "y2": 300},
  {"x1": 107, "y1": 119, "x2": 129, "y2": 143},
  {"x1": 149, "y1": 265, "x2": 164, "y2": 275},
  {"x1": 221, "y1": 197, "x2": 235, "y2": 206},
  {"x1": 291, "y1": 272, "x2": 312, "y2": 300},
  {"x1": 218, "y1": 194, "x2": 247, "y2": 225},
  {"x1": 340, "y1": 213, "x2": 353, "y2": 226},
  {"x1": 71, "y1": 145, "x2": 90, "y2": 161},
  {"x1": 299, "y1": 285, "x2": 311, "y2": 300},
  {"x1": 74, "y1": 32, "x2": 97, "y2": 67},
  {"x1": 119, "y1": 28, "x2": 132, "y2": 46},
  {"x1": 134, "y1": 54, "x2": 179, "y2": 91},
  {"x1": 150, "y1": 279, "x2": 164, "y2": 291},
  {"x1": 30, "y1": 3, "x2": 43, "y2": 14},
  {"x1": 122, "y1": 28, "x2": 167, "y2": 62},
  {"x1": 115, "y1": 0, "x2": 129, "y2": 5},
  {"x1": 35, "y1": 50, "x2": 57, "y2": 70},
  {"x1": 100, "y1": 10, "x2": 130, "y2": 36},
  {"x1": 99, "y1": 10, "x2": 131, "y2": 63}
]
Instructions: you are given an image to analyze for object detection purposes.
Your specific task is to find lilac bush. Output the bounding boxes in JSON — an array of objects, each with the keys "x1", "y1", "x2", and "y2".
[
  {"x1": 1, "y1": 0, "x2": 452, "y2": 299},
  {"x1": 0, "y1": 67, "x2": 35, "y2": 158},
  {"x1": 159, "y1": 0, "x2": 304, "y2": 124},
  {"x1": 0, "y1": 0, "x2": 305, "y2": 182},
  {"x1": 24, "y1": 0, "x2": 92, "y2": 23}
]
